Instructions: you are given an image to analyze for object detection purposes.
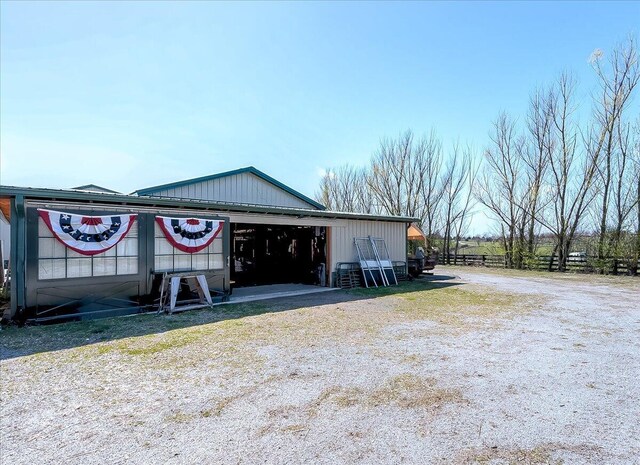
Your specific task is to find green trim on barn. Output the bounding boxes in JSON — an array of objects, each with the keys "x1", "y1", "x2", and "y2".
[
  {"x1": 132, "y1": 166, "x2": 326, "y2": 210},
  {"x1": 0, "y1": 185, "x2": 419, "y2": 223},
  {"x1": 10, "y1": 194, "x2": 26, "y2": 316}
]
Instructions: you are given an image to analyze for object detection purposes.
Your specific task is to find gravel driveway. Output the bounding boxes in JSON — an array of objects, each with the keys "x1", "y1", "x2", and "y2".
[{"x1": 1, "y1": 267, "x2": 638, "y2": 464}]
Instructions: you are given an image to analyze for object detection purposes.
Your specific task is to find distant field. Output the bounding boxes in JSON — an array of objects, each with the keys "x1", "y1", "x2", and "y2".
[
  {"x1": 454, "y1": 241, "x2": 503, "y2": 255},
  {"x1": 453, "y1": 240, "x2": 558, "y2": 256}
]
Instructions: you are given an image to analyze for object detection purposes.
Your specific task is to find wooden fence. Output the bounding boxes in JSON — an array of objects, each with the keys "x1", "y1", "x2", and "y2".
[{"x1": 438, "y1": 253, "x2": 639, "y2": 275}]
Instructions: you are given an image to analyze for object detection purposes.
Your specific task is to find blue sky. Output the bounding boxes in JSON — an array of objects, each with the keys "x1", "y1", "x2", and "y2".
[{"x1": 1, "y1": 1, "x2": 638, "y2": 232}]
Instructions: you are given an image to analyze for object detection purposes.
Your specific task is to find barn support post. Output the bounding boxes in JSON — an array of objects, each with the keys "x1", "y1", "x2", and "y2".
[
  {"x1": 405, "y1": 223, "x2": 409, "y2": 278},
  {"x1": 326, "y1": 226, "x2": 332, "y2": 287},
  {"x1": 9, "y1": 194, "x2": 25, "y2": 320}
]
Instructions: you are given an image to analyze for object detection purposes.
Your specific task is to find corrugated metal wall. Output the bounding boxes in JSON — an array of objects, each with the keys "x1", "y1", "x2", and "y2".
[
  {"x1": 0, "y1": 211, "x2": 9, "y2": 263},
  {"x1": 22, "y1": 200, "x2": 408, "y2": 294},
  {"x1": 152, "y1": 172, "x2": 314, "y2": 209},
  {"x1": 330, "y1": 219, "x2": 407, "y2": 270}
]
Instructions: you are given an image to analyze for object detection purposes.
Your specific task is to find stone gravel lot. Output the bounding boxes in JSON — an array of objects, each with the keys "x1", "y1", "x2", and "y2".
[{"x1": 1, "y1": 266, "x2": 638, "y2": 464}]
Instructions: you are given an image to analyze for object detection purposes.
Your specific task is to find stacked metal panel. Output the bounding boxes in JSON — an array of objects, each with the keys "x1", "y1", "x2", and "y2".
[{"x1": 335, "y1": 262, "x2": 361, "y2": 289}]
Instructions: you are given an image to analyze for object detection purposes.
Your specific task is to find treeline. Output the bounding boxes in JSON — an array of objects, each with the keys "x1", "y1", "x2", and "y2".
[{"x1": 316, "y1": 38, "x2": 640, "y2": 273}]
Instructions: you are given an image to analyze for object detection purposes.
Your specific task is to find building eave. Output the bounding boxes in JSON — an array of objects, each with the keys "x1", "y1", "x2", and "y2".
[{"x1": 0, "y1": 185, "x2": 418, "y2": 223}]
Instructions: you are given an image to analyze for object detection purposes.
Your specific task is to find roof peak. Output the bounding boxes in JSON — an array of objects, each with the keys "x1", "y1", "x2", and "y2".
[{"x1": 132, "y1": 166, "x2": 325, "y2": 210}]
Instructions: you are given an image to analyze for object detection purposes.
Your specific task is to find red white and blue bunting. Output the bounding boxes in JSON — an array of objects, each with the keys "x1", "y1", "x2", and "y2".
[
  {"x1": 155, "y1": 216, "x2": 224, "y2": 253},
  {"x1": 38, "y1": 209, "x2": 137, "y2": 256}
]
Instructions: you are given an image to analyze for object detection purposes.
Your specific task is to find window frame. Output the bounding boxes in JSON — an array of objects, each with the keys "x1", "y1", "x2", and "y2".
[
  {"x1": 36, "y1": 213, "x2": 140, "y2": 281},
  {"x1": 153, "y1": 219, "x2": 225, "y2": 273}
]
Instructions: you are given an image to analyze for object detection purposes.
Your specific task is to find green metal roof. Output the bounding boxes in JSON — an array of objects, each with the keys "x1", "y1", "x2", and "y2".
[
  {"x1": 0, "y1": 185, "x2": 418, "y2": 223},
  {"x1": 132, "y1": 166, "x2": 326, "y2": 210}
]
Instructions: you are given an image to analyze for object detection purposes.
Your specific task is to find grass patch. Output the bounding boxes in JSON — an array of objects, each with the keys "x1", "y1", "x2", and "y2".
[
  {"x1": 397, "y1": 287, "x2": 520, "y2": 326},
  {"x1": 460, "y1": 442, "x2": 603, "y2": 465},
  {"x1": 164, "y1": 412, "x2": 195, "y2": 424},
  {"x1": 1, "y1": 276, "x2": 532, "y2": 396},
  {"x1": 440, "y1": 264, "x2": 639, "y2": 288},
  {"x1": 2, "y1": 278, "x2": 530, "y2": 371},
  {"x1": 347, "y1": 280, "x2": 525, "y2": 330},
  {"x1": 467, "y1": 446, "x2": 561, "y2": 465},
  {"x1": 345, "y1": 280, "x2": 527, "y2": 332},
  {"x1": 0, "y1": 302, "x2": 270, "y2": 359},
  {"x1": 262, "y1": 373, "x2": 466, "y2": 432},
  {"x1": 313, "y1": 374, "x2": 466, "y2": 412}
]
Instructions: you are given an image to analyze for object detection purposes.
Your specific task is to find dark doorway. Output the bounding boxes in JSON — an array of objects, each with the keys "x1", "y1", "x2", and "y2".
[{"x1": 231, "y1": 223, "x2": 326, "y2": 287}]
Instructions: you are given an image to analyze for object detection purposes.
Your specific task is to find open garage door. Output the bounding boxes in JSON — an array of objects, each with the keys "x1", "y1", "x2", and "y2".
[{"x1": 231, "y1": 223, "x2": 326, "y2": 287}]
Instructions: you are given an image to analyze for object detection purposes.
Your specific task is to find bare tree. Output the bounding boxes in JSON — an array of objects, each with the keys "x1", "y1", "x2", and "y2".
[
  {"x1": 316, "y1": 165, "x2": 373, "y2": 213},
  {"x1": 368, "y1": 130, "x2": 428, "y2": 218},
  {"x1": 524, "y1": 86, "x2": 554, "y2": 258},
  {"x1": 441, "y1": 143, "x2": 473, "y2": 263},
  {"x1": 316, "y1": 130, "x2": 447, "y2": 227},
  {"x1": 611, "y1": 120, "x2": 640, "y2": 250},
  {"x1": 538, "y1": 73, "x2": 603, "y2": 271},
  {"x1": 474, "y1": 113, "x2": 527, "y2": 268},
  {"x1": 452, "y1": 150, "x2": 480, "y2": 259},
  {"x1": 419, "y1": 131, "x2": 445, "y2": 246},
  {"x1": 629, "y1": 118, "x2": 640, "y2": 274},
  {"x1": 591, "y1": 38, "x2": 640, "y2": 260}
]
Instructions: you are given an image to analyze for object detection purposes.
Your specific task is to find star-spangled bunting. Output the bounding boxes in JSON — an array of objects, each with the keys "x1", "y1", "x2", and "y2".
[
  {"x1": 155, "y1": 216, "x2": 224, "y2": 253},
  {"x1": 38, "y1": 209, "x2": 137, "y2": 256}
]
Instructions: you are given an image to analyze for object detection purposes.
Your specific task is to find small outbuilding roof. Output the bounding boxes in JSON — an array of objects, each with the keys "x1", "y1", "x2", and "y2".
[
  {"x1": 407, "y1": 223, "x2": 426, "y2": 241},
  {"x1": 71, "y1": 184, "x2": 121, "y2": 194},
  {"x1": 132, "y1": 166, "x2": 326, "y2": 210}
]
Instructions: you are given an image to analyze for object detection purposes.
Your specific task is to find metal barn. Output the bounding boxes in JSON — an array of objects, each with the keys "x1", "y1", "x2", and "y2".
[{"x1": 0, "y1": 167, "x2": 414, "y2": 323}]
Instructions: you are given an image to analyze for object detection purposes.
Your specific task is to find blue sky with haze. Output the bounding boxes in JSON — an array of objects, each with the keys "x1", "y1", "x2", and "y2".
[{"x1": 1, "y1": 1, "x2": 638, "y2": 232}]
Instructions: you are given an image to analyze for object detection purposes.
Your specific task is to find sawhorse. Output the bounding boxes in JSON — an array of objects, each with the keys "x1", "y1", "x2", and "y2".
[{"x1": 158, "y1": 272, "x2": 213, "y2": 314}]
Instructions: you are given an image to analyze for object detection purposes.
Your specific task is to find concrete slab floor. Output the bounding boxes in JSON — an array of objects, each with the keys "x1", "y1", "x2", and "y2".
[{"x1": 227, "y1": 283, "x2": 338, "y2": 304}]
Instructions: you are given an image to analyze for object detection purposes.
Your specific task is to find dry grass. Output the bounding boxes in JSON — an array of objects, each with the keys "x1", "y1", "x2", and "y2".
[
  {"x1": 441, "y1": 264, "x2": 640, "y2": 289},
  {"x1": 1, "y1": 280, "x2": 527, "y2": 360},
  {"x1": 0, "y1": 280, "x2": 533, "y2": 405},
  {"x1": 0, "y1": 278, "x2": 536, "y2": 428},
  {"x1": 2, "y1": 268, "x2": 635, "y2": 464},
  {"x1": 257, "y1": 373, "x2": 467, "y2": 438},
  {"x1": 464, "y1": 446, "x2": 561, "y2": 465},
  {"x1": 318, "y1": 373, "x2": 467, "y2": 410},
  {"x1": 396, "y1": 285, "x2": 523, "y2": 328},
  {"x1": 457, "y1": 442, "x2": 603, "y2": 465}
]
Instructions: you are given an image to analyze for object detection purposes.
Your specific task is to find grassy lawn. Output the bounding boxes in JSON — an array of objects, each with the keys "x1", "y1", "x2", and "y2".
[{"x1": 0, "y1": 279, "x2": 524, "y2": 360}]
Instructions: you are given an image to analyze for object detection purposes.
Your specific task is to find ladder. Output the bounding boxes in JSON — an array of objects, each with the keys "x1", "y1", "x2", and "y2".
[{"x1": 354, "y1": 236, "x2": 398, "y2": 287}]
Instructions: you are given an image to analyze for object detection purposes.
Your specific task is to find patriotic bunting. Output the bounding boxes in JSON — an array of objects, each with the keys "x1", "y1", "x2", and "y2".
[
  {"x1": 155, "y1": 216, "x2": 224, "y2": 253},
  {"x1": 38, "y1": 209, "x2": 137, "y2": 256}
]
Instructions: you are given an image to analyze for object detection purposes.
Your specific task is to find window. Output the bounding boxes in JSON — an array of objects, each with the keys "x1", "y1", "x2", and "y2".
[
  {"x1": 154, "y1": 222, "x2": 224, "y2": 272},
  {"x1": 38, "y1": 217, "x2": 139, "y2": 280}
]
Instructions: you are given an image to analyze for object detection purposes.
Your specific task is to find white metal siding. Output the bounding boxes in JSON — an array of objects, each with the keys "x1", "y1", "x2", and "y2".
[
  {"x1": 0, "y1": 212, "x2": 10, "y2": 262},
  {"x1": 329, "y1": 219, "x2": 407, "y2": 284},
  {"x1": 25, "y1": 200, "x2": 407, "y2": 287},
  {"x1": 151, "y1": 172, "x2": 314, "y2": 209}
]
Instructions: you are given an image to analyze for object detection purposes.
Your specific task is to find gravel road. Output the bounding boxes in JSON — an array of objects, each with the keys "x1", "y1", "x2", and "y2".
[{"x1": 1, "y1": 267, "x2": 638, "y2": 464}]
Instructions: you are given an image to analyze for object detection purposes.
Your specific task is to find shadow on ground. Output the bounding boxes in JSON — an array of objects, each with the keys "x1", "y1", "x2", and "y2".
[{"x1": 0, "y1": 274, "x2": 462, "y2": 360}]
